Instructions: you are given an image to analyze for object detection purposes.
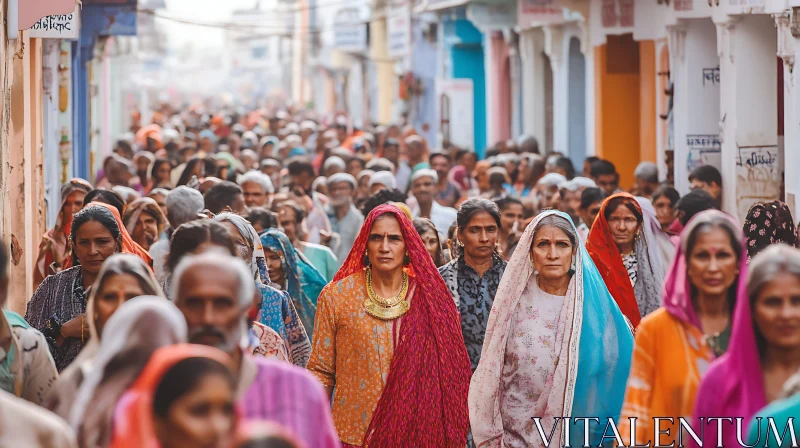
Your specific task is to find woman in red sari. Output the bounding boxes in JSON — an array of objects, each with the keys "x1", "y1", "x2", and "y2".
[
  {"x1": 307, "y1": 204, "x2": 471, "y2": 447},
  {"x1": 586, "y1": 193, "x2": 667, "y2": 328}
]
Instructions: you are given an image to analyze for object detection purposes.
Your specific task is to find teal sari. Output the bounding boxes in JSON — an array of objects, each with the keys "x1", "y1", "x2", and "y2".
[{"x1": 260, "y1": 230, "x2": 327, "y2": 340}]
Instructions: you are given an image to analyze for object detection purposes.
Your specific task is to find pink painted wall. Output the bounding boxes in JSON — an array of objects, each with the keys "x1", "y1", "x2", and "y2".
[
  {"x1": 490, "y1": 33, "x2": 512, "y2": 145},
  {"x1": 19, "y1": 0, "x2": 75, "y2": 30}
]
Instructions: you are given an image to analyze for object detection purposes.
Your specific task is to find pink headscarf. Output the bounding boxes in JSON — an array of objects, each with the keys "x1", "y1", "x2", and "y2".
[{"x1": 683, "y1": 211, "x2": 765, "y2": 447}]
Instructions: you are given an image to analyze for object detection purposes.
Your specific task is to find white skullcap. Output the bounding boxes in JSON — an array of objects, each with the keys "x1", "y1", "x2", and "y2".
[
  {"x1": 411, "y1": 168, "x2": 438, "y2": 184},
  {"x1": 323, "y1": 156, "x2": 346, "y2": 171},
  {"x1": 326, "y1": 173, "x2": 357, "y2": 189},
  {"x1": 537, "y1": 172, "x2": 567, "y2": 187},
  {"x1": 559, "y1": 176, "x2": 597, "y2": 191},
  {"x1": 368, "y1": 171, "x2": 397, "y2": 190}
]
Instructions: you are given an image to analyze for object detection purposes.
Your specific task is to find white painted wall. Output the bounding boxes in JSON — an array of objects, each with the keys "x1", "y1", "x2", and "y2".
[
  {"x1": 670, "y1": 19, "x2": 721, "y2": 195},
  {"x1": 718, "y1": 14, "x2": 779, "y2": 220}
]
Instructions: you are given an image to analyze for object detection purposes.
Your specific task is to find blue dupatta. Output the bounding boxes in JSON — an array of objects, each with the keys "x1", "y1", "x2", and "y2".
[
  {"x1": 469, "y1": 210, "x2": 634, "y2": 447},
  {"x1": 260, "y1": 230, "x2": 327, "y2": 341}
]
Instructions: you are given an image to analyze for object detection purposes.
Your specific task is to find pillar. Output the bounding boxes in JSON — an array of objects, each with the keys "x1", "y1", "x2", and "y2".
[
  {"x1": 519, "y1": 28, "x2": 547, "y2": 145},
  {"x1": 371, "y1": 17, "x2": 394, "y2": 125},
  {"x1": 487, "y1": 32, "x2": 512, "y2": 146},
  {"x1": 544, "y1": 25, "x2": 567, "y2": 154},
  {"x1": 669, "y1": 19, "x2": 722, "y2": 195},
  {"x1": 777, "y1": 13, "x2": 799, "y2": 216},
  {"x1": 5, "y1": 34, "x2": 46, "y2": 313},
  {"x1": 716, "y1": 14, "x2": 778, "y2": 220}
]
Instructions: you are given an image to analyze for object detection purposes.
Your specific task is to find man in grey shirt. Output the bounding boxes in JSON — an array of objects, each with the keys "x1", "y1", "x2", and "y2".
[{"x1": 325, "y1": 173, "x2": 364, "y2": 267}]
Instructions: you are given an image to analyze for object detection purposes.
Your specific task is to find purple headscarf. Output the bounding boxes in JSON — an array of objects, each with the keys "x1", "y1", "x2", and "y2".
[{"x1": 675, "y1": 211, "x2": 765, "y2": 447}]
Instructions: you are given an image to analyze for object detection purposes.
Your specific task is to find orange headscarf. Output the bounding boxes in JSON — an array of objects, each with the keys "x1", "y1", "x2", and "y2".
[
  {"x1": 110, "y1": 344, "x2": 236, "y2": 448},
  {"x1": 585, "y1": 192, "x2": 643, "y2": 328},
  {"x1": 63, "y1": 202, "x2": 154, "y2": 271}
]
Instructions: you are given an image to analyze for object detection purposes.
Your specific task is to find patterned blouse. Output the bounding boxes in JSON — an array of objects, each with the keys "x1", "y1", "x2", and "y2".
[
  {"x1": 307, "y1": 271, "x2": 397, "y2": 446},
  {"x1": 622, "y1": 251, "x2": 638, "y2": 287},
  {"x1": 24, "y1": 267, "x2": 87, "y2": 372},
  {"x1": 257, "y1": 284, "x2": 311, "y2": 368},
  {"x1": 439, "y1": 254, "x2": 507, "y2": 371}
]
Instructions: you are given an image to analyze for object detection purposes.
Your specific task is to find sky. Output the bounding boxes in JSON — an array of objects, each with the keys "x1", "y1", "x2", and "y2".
[{"x1": 160, "y1": 0, "x2": 259, "y2": 49}]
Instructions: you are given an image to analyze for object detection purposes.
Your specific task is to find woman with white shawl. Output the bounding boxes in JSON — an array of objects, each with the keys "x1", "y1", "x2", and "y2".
[
  {"x1": 55, "y1": 296, "x2": 187, "y2": 448},
  {"x1": 469, "y1": 210, "x2": 633, "y2": 447}
]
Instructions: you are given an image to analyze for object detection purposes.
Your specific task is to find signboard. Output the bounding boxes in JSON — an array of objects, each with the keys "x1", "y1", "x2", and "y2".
[
  {"x1": 387, "y1": 0, "x2": 411, "y2": 59},
  {"x1": 334, "y1": 24, "x2": 368, "y2": 53},
  {"x1": 736, "y1": 145, "x2": 780, "y2": 220},
  {"x1": 334, "y1": 7, "x2": 367, "y2": 53},
  {"x1": 438, "y1": 78, "x2": 474, "y2": 151},
  {"x1": 28, "y1": 5, "x2": 80, "y2": 39},
  {"x1": 686, "y1": 134, "x2": 721, "y2": 173},
  {"x1": 518, "y1": 0, "x2": 563, "y2": 27}
]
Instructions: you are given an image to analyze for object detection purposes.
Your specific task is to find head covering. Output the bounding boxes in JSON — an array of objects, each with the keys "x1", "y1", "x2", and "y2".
[
  {"x1": 122, "y1": 197, "x2": 166, "y2": 236},
  {"x1": 198, "y1": 129, "x2": 217, "y2": 143},
  {"x1": 469, "y1": 210, "x2": 633, "y2": 447},
  {"x1": 689, "y1": 213, "x2": 762, "y2": 446},
  {"x1": 215, "y1": 151, "x2": 245, "y2": 173},
  {"x1": 326, "y1": 172, "x2": 356, "y2": 189},
  {"x1": 79, "y1": 254, "x2": 164, "y2": 365},
  {"x1": 634, "y1": 196, "x2": 675, "y2": 270},
  {"x1": 368, "y1": 171, "x2": 397, "y2": 190},
  {"x1": 35, "y1": 178, "x2": 94, "y2": 283},
  {"x1": 663, "y1": 210, "x2": 746, "y2": 329},
  {"x1": 260, "y1": 230, "x2": 326, "y2": 339},
  {"x1": 214, "y1": 213, "x2": 267, "y2": 284},
  {"x1": 70, "y1": 296, "x2": 186, "y2": 447},
  {"x1": 448, "y1": 166, "x2": 470, "y2": 192},
  {"x1": 585, "y1": 192, "x2": 664, "y2": 328},
  {"x1": 63, "y1": 202, "x2": 154, "y2": 271},
  {"x1": 743, "y1": 201, "x2": 798, "y2": 262},
  {"x1": 334, "y1": 204, "x2": 471, "y2": 447},
  {"x1": 57, "y1": 179, "x2": 94, "y2": 233},
  {"x1": 109, "y1": 344, "x2": 234, "y2": 448},
  {"x1": 410, "y1": 168, "x2": 438, "y2": 184},
  {"x1": 537, "y1": 172, "x2": 567, "y2": 187}
]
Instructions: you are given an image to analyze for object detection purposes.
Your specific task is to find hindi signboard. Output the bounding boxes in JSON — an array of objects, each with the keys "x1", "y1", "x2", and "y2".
[
  {"x1": 387, "y1": 0, "x2": 411, "y2": 59},
  {"x1": 28, "y1": 5, "x2": 80, "y2": 39}
]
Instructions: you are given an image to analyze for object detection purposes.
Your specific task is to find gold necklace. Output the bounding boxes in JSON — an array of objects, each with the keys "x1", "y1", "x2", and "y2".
[{"x1": 364, "y1": 267, "x2": 410, "y2": 320}]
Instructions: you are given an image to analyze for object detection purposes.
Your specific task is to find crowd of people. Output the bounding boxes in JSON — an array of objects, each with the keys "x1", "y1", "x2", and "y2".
[{"x1": 1, "y1": 103, "x2": 799, "y2": 447}]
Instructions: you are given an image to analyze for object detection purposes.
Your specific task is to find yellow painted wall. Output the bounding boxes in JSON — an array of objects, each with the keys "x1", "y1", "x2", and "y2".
[
  {"x1": 594, "y1": 35, "x2": 641, "y2": 190},
  {"x1": 370, "y1": 18, "x2": 394, "y2": 125},
  {"x1": 594, "y1": 36, "x2": 658, "y2": 190},
  {"x1": 639, "y1": 40, "x2": 657, "y2": 165}
]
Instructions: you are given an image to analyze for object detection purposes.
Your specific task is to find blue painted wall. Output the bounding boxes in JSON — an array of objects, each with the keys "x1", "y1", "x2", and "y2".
[
  {"x1": 72, "y1": 4, "x2": 138, "y2": 180},
  {"x1": 410, "y1": 18, "x2": 438, "y2": 147},
  {"x1": 442, "y1": 15, "x2": 486, "y2": 158}
]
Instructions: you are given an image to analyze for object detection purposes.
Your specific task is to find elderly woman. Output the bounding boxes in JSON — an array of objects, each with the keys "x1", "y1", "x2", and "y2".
[
  {"x1": 59, "y1": 296, "x2": 185, "y2": 448},
  {"x1": 586, "y1": 192, "x2": 666, "y2": 328},
  {"x1": 26, "y1": 205, "x2": 123, "y2": 371},
  {"x1": 743, "y1": 201, "x2": 798, "y2": 262},
  {"x1": 307, "y1": 204, "x2": 471, "y2": 447},
  {"x1": 122, "y1": 197, "x2": 166, "y2": 251},
  {"x1": 619, "y1": 210, "x2": 746, "y2": 445},
  {"x1": 34, "y1": 178, "x2": 93, "y2": 289},
  {"x1": 260, "y1": 229, "x2": 326, "y2": 341},
  {"x1": 469, "y1": 210, "x2": 633, "y2": 447},
  {"x1": 49, "y1": 254, "x2": 164, "y2": 414},
  {"x1": 214, "y1": 213, "x2": 311, "y2": 367},
  {"x1": 694, "y1": 243, "x2": 800, "y2": 447},
  {"x1": 439, "y1": 198, "x2": 507, "y2": 372}
]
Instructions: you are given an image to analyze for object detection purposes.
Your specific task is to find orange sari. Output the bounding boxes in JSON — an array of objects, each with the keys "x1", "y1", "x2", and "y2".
[{"x1": 62, "y1": 202, "x2": 153, "y2": 270}]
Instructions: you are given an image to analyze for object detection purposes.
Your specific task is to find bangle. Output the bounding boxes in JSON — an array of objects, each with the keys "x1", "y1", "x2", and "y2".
[{"x1": 80, "y1": 315, "x2": 84, "y2": 344}]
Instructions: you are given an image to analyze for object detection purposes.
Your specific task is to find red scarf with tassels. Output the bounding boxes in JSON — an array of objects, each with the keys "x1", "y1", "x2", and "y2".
[
  {"x1": 585, "y1": 192, "x2": 643, "y2": 328},
  {"x1": 336, "y1": 204, "x2": 471, "y2": 447}
]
